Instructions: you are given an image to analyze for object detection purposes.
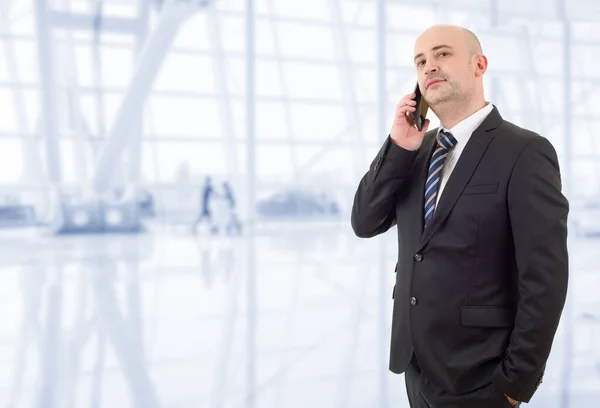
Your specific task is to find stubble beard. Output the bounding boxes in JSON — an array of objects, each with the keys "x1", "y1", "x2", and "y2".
[{"x1": 426, "y1": 80, "x2": 470, "y2": 116}]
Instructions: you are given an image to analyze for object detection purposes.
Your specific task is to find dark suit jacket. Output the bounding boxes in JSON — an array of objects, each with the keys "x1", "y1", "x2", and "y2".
[{"x1": 350, "y1": 106, "x2": 569, "y2": 403}]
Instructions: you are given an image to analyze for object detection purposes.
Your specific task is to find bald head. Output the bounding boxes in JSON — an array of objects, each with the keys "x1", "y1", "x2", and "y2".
[
  {"x1": 462, "y1": 27, "x2": 483, "y2": 56},
  {"x1": 415, "y1": 24, "x2": 482, "y2": 57}
]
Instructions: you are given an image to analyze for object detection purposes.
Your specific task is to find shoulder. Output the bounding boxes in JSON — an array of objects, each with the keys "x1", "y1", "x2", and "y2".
[
  {"x1": 495, "y1": 120, "x2": 558, "y2": 158},
  {"x1": 496, "y1": 121, "x2": 563, "y2": 186}
]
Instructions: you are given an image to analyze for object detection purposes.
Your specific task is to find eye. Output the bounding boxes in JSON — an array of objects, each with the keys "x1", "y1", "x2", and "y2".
[
  {"x1": 438, "y1": 51, "x2": 449, "y2": 57},
  {"x1": 417, "y1": 60, "x2": 425, "y2": 67}
]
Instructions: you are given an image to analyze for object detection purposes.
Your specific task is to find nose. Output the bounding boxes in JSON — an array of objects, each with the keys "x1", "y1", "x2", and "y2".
[
  {"x1": 423, "y1": 57, "x2": 439, "y2": 75},
  {"x1": 425, "y1": 64, "x2": 439, "y2": 76}
]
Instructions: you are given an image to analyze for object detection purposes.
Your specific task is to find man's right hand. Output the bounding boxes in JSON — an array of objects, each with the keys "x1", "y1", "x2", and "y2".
[{"x1": 390, "y1": 92, "x2": 430, "y2": 151}]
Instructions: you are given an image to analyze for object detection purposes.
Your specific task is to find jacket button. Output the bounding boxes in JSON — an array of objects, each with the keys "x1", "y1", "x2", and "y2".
[
  {"x1": 414, "y1": 253, "x2": 423, "y2": 262},
  {"x1": 410, "y1": 297, "x2": 417, "y2": 306}
]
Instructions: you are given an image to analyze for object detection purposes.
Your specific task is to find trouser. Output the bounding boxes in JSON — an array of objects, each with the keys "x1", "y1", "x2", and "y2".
[{"x1": 405, "y1": 354, "x2": 520, "y2": 408}]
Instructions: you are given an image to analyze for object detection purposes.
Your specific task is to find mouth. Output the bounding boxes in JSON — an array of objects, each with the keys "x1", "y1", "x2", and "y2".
[{"x1": 426, "y1": 79, "x2": 446, "y2": 89}]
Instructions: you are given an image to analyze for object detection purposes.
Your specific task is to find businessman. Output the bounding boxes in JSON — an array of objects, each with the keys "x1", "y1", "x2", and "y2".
[{"x1": 351, "y1": 24, "x2": 569, "y2": 407}]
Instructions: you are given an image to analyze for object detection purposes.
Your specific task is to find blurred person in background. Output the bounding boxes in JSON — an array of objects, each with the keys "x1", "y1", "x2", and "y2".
[
  {"x1": 193, "y1": 175, "x2": 216, "y2": 235},
  {"x1": 351, "y1": 24, "x2": 569, "y2": 407}
]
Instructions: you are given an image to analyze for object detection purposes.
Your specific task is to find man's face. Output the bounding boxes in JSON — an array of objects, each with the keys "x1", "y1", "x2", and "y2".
[{"x1": 413, "y1": 28, "x2": 476, "y2": 106}]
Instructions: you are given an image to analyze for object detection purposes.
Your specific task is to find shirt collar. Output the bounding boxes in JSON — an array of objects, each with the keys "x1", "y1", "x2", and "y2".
[{"x1": 438, "y1": 102, "x2": 494, "y2": 145}]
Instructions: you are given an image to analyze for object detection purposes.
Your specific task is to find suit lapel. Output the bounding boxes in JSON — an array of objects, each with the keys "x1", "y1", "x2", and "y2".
[{"x1": 417, "y1": 106, "x2": 503, "y2": 251}]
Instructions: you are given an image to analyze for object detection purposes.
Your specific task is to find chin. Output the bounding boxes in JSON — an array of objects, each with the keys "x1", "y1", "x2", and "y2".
[
  {"x1": 425, "y1": 94, "x2": 447, "y2": 106},
  {"x1": 426, "y1": 89, "x2": 454, "y2": 105}
]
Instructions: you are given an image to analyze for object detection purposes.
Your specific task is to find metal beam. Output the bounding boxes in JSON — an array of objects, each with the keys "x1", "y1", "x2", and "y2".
[
  {"x1": 328, "y1": 2, "x2": 369, "y2": 406},
  {"x1": 562, "y1": 21, "x2": 573, "y2": 199},
  {"x1": 7, "y1": 10, "x2": 600, "y2": 45},
  {"x1": 556, "y1": 2, "x2": 573, "y2": 408},
  {"x1": 206, "y1": 4, "x2": 240, "y2": 182},
  {"x1": 218, "y1": 8, "x2": 568, "y2": 26},
  {"x1": 34, "y1": 0, "x2": 62, "y2": 184},
  {"x1": 245, "y1": 1, "x2": 257, "y2": 408},
  {"x1": 62, "y1": 0, "x2": 95, "y2": 186},
  {"x1": 266, "y1": 0, "x2": 300, "y2": 175},
  {"x1": 4, "y1": 57, "x2": 600, "y2": 84},
  {"x1": 125, "y1": 0, "x2": 151, "y2": 191},
  {"x1": 376, "y1": 2, "x2": 389, "y2": 408},
  {"x1": 7, "y1": 25, "x2": 600, "y2": 52},
  {"x1": 36, "y1": 267, "x2": 63, "y2": 408},
  {"x1": 489, "y1": 0, "x2": 502, "y2": 107},
  {"x1": 329, "y1": 0, "x2": 366, "y2": 181},
  {"x1": 89, "y1": 260, "x2": 160, "y2": 408},
  {"x1": 0, "y1": 3, "x2": 43, "y2": 185},
  {"x1": 90, "y1": 0, "x2": 202, "y2": 193}
]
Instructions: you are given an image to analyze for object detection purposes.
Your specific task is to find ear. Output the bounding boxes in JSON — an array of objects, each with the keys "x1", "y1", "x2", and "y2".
[{"x1": 474, "y1": 55, "x2": 488, "y2": 78}]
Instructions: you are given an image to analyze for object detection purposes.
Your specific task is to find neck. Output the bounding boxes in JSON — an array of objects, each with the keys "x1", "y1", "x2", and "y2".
[{"x1": 436, "y1": 98, "x2": 487, "y2": 130}]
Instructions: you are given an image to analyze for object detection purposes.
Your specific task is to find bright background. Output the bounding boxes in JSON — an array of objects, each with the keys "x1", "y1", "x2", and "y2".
[{"x1": 0, "y1": 0, "x2": 599, "y2": 407}]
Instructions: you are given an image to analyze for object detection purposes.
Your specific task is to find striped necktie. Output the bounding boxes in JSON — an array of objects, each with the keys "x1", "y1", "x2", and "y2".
[{"x1": 424, "y1": 129, "x2": 457, "y2": 227}]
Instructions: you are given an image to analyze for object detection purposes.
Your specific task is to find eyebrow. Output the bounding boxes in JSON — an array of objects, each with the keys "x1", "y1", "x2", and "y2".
[{"x1": 414, "y1": 45, "x2": 453, "y2": 62}]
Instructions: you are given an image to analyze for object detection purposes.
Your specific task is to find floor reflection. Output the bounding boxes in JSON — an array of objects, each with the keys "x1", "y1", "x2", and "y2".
[{"x1": 0, "y1": 223, "x2": 597, "y2": 407}]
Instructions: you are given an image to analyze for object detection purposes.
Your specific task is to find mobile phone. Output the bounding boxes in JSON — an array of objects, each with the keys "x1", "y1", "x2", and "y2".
[{"x1": 412, "y1": 82, "x2": 429, "y2": 131}]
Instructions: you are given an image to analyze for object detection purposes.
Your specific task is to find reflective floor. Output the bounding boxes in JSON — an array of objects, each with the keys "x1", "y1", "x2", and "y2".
[{"x1": 0, "y1": 221, "x2": 598, "y2": 407}]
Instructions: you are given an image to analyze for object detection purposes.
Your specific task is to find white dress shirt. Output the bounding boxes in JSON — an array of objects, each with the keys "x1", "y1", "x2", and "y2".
[{"x1": 435, "y1": 102, "x2": 494, "y2": 208}]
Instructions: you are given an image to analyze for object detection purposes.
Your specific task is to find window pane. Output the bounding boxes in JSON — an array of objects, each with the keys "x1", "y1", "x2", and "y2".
[
  {"x1": 18, "y1": 89, "x2": 37, "y2": 134},
  {"x1": 256, "y1": 60, "x2": 284, "y2": 97},
  {"x1": 357, "y1": 103, "x2": 383, "y2": 143},
  {"x1": 13, "y1": 39, "x2": 37, "y2": 83},
  {"x1": 0, "y1": 40, "x2": 9, "y2": 81},
  {"x1": 572, "y1": 159, "x2": 600, "y2": 198},
  {"x1": 387, "y1": 4, "x2": 438, "y2": 30},
  {"x1": 146, "y1": 96, "x2": 223, "y2": 138},
  {"x1": 142, "y1": 141, "x2": 228, "y2": 183},
  {"x1": 0, "y1": 88, "x2": 18, "y2": 132},
  {"x1": 531, "y1": 41, "x2": 562, "y2": 76},
  {"x1": 155, "y1": 53, "x2": 217, "y2": 93},
  {"x1": 257, "y1": 145, "x2": 295, "y2": 179},
  {"x1": 346, "y1": 29, "x2": 376, "y2": 64},
  {"x1": 290, "y1": 103, "x2": 346, "y2": 141},
  {"x1": 102, "y1": 92, "x2": 126, "y2": 131},
  {"x1": 100, "y1": 46, "x2": 133, "y2": 88},
  {"x1": 354, "y1": 68, "x2": 376, "y2": 103},
  {"x1": 174, "y1": 13, "x2": 211, "y2": 50},
  {"x1": 59, "y1": 139, "x2": 94, "y2": 186},
  {"x1": 275, "y1": 22, "x2": 336, "y2": 60},
  {"x1": 220, "y1": 16, "x2": 245, "y2": 53},
  {"x1": 72, "y1": 44, "x2": 96, "y2": 88},
  {"x1": 387, "y1": 33, "x2": 417, "y2": 67},
  {"x1": 574, "y1": 45, "x2": 600, "y2": 80},
  {"x1": 6, "y1": 3, "x2": 35, "y2": 36},
  {"x1": 572, "y1": 120, "x2": 600, "y2": 156},
  {"x1": 257, "y1": 101, "x2": 291, "y2": 140},
  {"x1": 341, "y1": 0, "x2": 376, "y2": 25},
  {"x1": 0, "y1": 139, "x2": 24, "y2": 184},
  {"x1": 256, "y1": 19, "x2": 277, "y2": 56},
  {"x1": 282, "y1": 62, "x2": 342, "y2": 100},
  {"x1": 295, "y1": 145, "x2": 356, "y2": 184},
  {"x1": 267, "y1": 0, "x2": 330, "y2": 21}
]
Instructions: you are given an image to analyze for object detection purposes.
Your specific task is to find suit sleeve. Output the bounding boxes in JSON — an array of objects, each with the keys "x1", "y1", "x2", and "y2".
[
  {"x1": 493, "y1": 136, "x2": 569, "y2": 402},
  {"x1": 351, "y1": 135, "x2": 418, "y2": 238}
]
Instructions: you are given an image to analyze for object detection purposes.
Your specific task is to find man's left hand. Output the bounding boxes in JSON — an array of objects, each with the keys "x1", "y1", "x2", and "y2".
[{"x1": 505, "y1": 394, "x2": 519, "y2": 406}]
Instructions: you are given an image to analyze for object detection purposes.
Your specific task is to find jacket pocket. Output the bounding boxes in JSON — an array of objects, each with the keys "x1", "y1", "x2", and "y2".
[
  {"x1": 460, "y1": 305, "x2": 514, "y2": 328},
  {"x1": 462, "y1": 182, "x2": 498, "y2": 195}
]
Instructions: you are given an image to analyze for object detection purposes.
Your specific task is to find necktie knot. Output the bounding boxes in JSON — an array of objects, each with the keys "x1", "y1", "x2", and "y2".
[{"x1": 438, "y1": 130, "x2": 457, "y2": 150}]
